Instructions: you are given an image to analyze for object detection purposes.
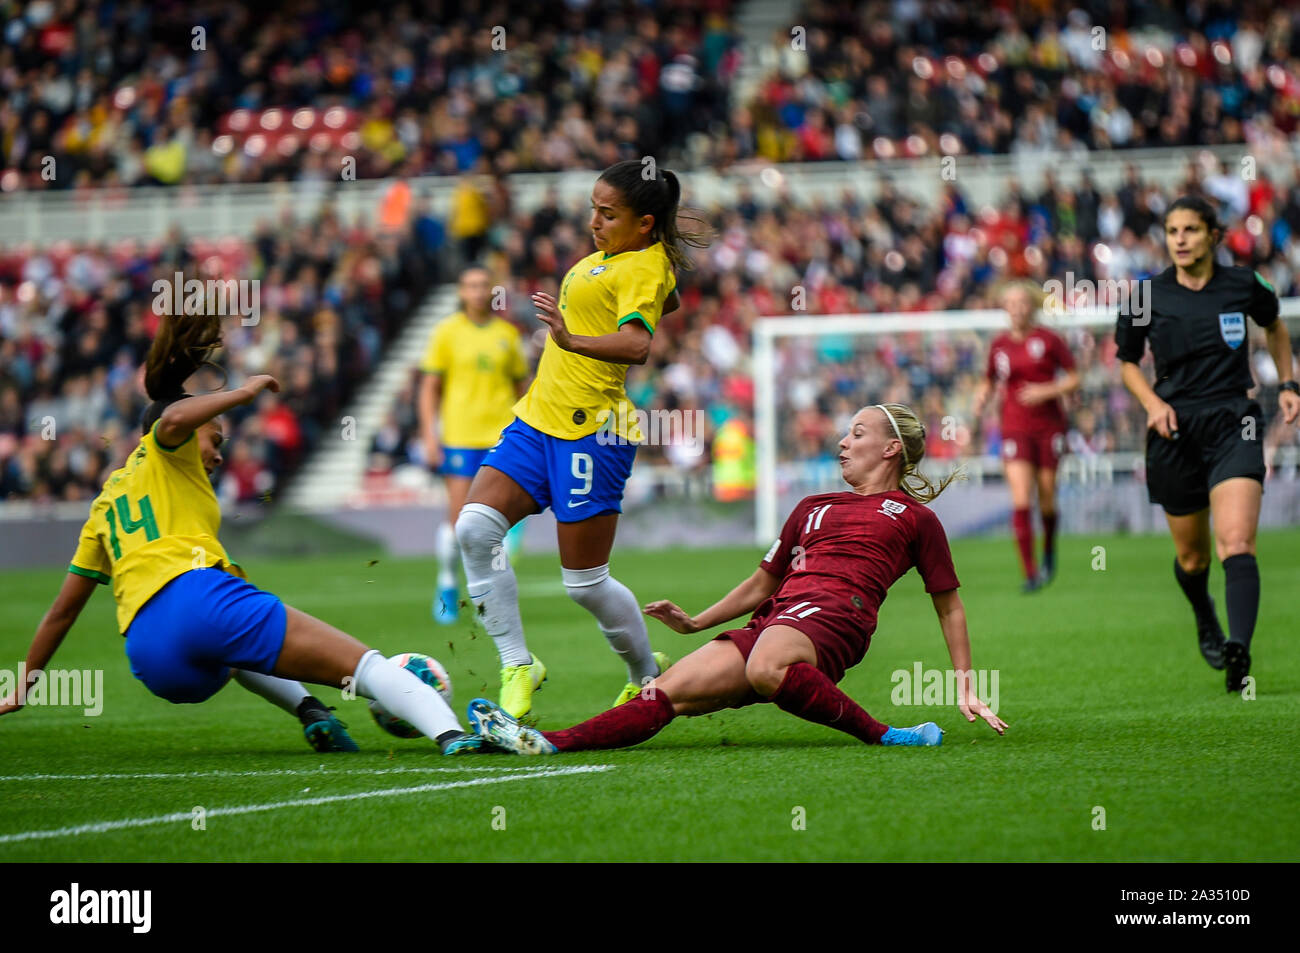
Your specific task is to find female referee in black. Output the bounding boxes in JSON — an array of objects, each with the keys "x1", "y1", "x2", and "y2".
[{"x1": 1116, "y1": 195, "x2": 1299, "y2": 693}]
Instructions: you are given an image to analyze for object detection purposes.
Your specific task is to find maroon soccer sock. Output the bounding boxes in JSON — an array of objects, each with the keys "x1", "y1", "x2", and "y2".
[
  {"x1": 541, "y1": 692, "x2": 676, "y2": 752},
  {"x1": 1041, "y1": 511, "x2": 1057, "y2": 564},
  {"x1": 1012, "y1": 507, "x2": 1036, "y2": 579},
  {"x1": 769, "y1": 662, "x2": 889, "y2": 744}
]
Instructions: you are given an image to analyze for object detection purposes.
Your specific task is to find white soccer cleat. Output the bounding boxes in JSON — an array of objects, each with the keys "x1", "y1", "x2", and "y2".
[{"x1": 467, "y1": 697, "x2": 557, "y2": 755}]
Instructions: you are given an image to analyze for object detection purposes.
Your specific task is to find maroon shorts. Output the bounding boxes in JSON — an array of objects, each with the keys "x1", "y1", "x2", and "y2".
[
  {"x1": 1001, "y1": 429, "x2": 1065, "y2": 470},
  {"x1": 714, "y1": 594, "x2": 873, "y2": 685}
]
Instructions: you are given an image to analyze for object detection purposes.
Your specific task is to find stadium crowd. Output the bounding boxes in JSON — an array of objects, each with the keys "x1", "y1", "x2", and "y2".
[
  {"x1": 368, "y1": 155, "x2": 1300, "y2": 487},
  {"x1": 6, "y1": 152, "x2": 1300, "y2": 504},
  {"x1": 5, "y1": 0, "x2": 1300, "y2": 503},
  {"x1": 1, "y1": 0, "x2": 741, "y2": 191},
  {"x1": 4, "y1": 1, "x2": 1300, "y2": 191},
  {"x1": 0, "y1": 207, "x2": 435, "y2": 502}
]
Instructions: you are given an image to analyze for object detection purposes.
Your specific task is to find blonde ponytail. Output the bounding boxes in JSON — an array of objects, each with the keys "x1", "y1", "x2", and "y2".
[{"x1": 875, "y1": 403, "x2": 964, "y2": 503}]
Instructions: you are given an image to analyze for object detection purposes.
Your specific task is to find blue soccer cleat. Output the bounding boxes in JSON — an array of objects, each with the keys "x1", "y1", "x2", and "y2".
[
  {"x1": 433, "y1": 584, "x2": 459, "y2": 625},
  {"x1": 303, "y1": 714, "x2": 360, "y2": 752},
  {"x1": 467, "y1": 697, "x2": 557, "y2": 755},
  {"x1": 440, "y1": 732, "x2": 485, "y2": 756},
  {"x1": 880, "y1": 722, "x2": 944, "y2": 747}
]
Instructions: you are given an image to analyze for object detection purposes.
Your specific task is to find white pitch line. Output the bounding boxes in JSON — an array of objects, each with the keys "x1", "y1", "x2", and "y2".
[
  {"x1": 0, "y1": 764, "x2": 612, "y2": 845},
  {"x1": 0, "y1": 765, "x2": 575, "y2": 782}
]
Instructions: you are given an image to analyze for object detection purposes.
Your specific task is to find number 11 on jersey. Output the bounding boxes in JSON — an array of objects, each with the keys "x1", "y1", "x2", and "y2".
[{"x1": 805, "y1": 504, "x2": 832, "y2": 534}]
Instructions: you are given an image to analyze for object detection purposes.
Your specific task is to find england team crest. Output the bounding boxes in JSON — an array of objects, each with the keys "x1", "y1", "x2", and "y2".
[
  {"x1": 878, "y1": 498, "x2": 908, "y2": 519},
  {"x1": 1219, "y1": 312, "x2": 1245, "y2": 349}
]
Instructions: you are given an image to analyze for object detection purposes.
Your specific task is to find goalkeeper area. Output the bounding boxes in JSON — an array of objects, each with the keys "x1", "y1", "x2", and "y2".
[{"x1": 753, "y1": 305, "x2": 1300, "y2": 543}]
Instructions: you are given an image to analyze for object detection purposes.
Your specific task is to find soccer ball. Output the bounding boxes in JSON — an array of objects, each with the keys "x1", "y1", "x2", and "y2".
[{"x1": 368, "y1": 652, "x2": 453, "y2": 739}]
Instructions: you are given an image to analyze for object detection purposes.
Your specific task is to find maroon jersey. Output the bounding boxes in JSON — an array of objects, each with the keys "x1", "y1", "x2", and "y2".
[
  {"x1": 758, "y1": 489, "x2": 960, "y2": 639},
  {"x1": 986, "y1": 327, "x2": 1075, "y2": 432}
]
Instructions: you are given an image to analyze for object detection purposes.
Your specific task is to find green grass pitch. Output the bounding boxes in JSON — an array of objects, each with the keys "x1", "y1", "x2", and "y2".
[{"x1": 1, "y1": 530, "x2": 1297, "y2": 861}]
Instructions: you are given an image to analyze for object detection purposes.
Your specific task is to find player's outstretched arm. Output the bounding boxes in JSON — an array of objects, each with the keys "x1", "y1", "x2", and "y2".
[
  {"x1": 931, "y1": 589, "x2": 1007, "y2": 735},
  {"x1": 154, "y1": 374, "x2": 280, "y2": 448},
  {"x1": 1263, "y1": 320, "x2": 1300, "y2": 424},
  {"x1": 644, "y1": 567, "x2": 780, "y2": 635},
  {"x1": 0, "y1": 572, "x2": 99, "y2": 716}
]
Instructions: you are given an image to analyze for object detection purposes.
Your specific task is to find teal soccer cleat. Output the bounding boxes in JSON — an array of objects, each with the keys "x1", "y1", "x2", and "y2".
[
  {"x1": 880, "y1": 722, "x2": 944, "y2": 747},
  {"x1": 440, "y1": 732, "x2": 486, "y2": 756},
  {"x1": 303, "y1": 714, "x2": 360, "y2": 752}
]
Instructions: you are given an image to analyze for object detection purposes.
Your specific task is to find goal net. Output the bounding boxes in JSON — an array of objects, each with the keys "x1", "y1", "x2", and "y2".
[{"x1": 752, "y1": 305, "x2": 1300, "y2": 545}]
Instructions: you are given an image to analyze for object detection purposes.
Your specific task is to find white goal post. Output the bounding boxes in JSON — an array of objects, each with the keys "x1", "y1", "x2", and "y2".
[{"x1": 752, "y1": 300, "x2": 1300, "y2": 543}]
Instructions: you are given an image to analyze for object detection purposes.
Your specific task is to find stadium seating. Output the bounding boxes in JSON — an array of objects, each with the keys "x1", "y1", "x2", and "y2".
[
  {"x1": 4, "y1": 0, "x2": 1300, "y2": 503},
  {"x1": 0, "y1": 208, "x2": 434, "y2": 502},
  {"x1": 367, "y1": 162, "x2": 1300, "y2": 492},
  {"x1": 3, "y1": 1, "x2": 1293, "y2": 191}
]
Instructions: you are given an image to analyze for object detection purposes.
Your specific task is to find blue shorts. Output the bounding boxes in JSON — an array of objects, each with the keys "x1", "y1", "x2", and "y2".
[
  {"x1": 484, "y1": 417, "x2": 637, "y2": 522},
  {"x1": 438, "y1": 446, "x2": 490, "y2": 478},
  {"x1": 125, "y1": 568, "x2": 287, "y2": 704}
]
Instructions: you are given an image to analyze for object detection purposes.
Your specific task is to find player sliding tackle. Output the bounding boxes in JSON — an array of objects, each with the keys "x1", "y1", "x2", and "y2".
[
  {"x1": 1, "y1": 312, "x2": 482, "y2": 755},
  {"x1": 466, "y1": 403, "x2": 1007, "y2": 754}
]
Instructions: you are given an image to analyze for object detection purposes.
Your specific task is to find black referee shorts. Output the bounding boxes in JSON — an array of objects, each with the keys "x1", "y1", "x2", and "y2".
[{"x1": 1145, "y1": 396, "x2": 1266, "y2": 516}]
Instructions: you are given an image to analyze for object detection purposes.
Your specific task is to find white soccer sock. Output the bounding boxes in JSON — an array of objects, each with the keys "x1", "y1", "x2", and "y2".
[
  {"x1": 233, "y1": 669, "x2": 310, "y2": 715},
  {"x1": 352, "y1": 650, "x2": 461, "y2": 739},
  {"x1": 563, "y1": 565, "x2": 658, "y2": 684},
  {"x1": 436, "y1": 521, "x2": 458, "y2": 590},
  {"x1": 456, "y1": 502, "x2": 531, "y2": 666}
]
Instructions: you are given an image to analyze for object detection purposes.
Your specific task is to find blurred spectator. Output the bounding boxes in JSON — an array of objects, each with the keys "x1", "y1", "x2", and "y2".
[
  {"x1": 9, "y1": 2, "x2": 1295, "y2": 192},
  {"x1": 0, "y1": 202, "x2": 433, "y2": 502},
  {"x1": 1, "y1": 1, "x2": 743, "y2": 191},
  {"x1": 370, "y1": 156, "x2": 1300, "y2": 485}
]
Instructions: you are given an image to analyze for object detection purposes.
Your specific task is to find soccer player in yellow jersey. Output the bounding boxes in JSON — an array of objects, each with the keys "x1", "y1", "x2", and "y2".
[
  {"x1": 455, "y1": 160, "x2": 709, "y2": 720},
  {"x1": 418, "y1": 264, "x2": 529, "y2": 625},
  {"x1": 0, "y1": 314, "x2": 482, "y2": 755}
]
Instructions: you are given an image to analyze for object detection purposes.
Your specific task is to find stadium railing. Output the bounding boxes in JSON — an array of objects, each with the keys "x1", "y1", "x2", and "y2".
[{"x1": 1, "y1": 143, "x2": 1282, "y2": 245}]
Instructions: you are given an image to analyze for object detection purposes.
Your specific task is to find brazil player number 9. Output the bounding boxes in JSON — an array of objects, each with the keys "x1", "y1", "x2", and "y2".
[{"x1": 454, "y1": 160, "x2": 710, "y2": 721}]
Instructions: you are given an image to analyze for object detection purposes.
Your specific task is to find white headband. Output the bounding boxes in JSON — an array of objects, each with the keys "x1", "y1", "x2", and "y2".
[{"x1": 875, "y1": 404, "x2": 909, "y2": 467}]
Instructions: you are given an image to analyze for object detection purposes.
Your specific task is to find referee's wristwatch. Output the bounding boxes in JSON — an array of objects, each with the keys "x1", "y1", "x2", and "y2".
[{"x1": 1281, "y1": 381, "x2": 1300, "y2": 396}]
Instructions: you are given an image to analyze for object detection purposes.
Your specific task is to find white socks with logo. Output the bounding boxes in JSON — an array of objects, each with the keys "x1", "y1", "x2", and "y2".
[
  {"x1": 352, "y1": 649, "x2": 461, "y2": 740},
  {"x1": 563, "y1": 564, "x2": 658, "y2": 684},
  {"x1": 456, "y1": 502, "x2": 531, "y2": 666}
]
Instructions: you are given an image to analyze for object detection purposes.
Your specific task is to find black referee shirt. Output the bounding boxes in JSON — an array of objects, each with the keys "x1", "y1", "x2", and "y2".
[{"x1": 1115, "y1": 264, "x2": 1280, "y2": 407}]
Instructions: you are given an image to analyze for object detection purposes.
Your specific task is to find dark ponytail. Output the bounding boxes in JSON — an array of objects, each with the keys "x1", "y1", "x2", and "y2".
[
  {"x1": 139, "y1": 311, "x2": 224, "y2": 434},
  {"x1": 596, "y1": 160, "x2": 712, "y2": 271}
]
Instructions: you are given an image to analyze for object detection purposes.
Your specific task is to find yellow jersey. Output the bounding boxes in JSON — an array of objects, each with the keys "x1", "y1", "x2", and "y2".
[
  {"x1": 69, "y1": 422, "x2": 244, "y2": 635},
  {"x1": 419, "y1": 311, "x2": 528, "y2": 448},
  {"x1": 514, "y1": 241, "x2": 675, "y2": 440}
]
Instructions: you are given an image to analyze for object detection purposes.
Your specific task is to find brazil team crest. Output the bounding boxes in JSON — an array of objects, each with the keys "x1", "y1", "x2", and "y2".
[
  {"x1": 589, "y1": 265, "x2": 607, "y2": 275},
  {"x1": 1219, "y1": 312, "x2": 1245, "y2": 349}
]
